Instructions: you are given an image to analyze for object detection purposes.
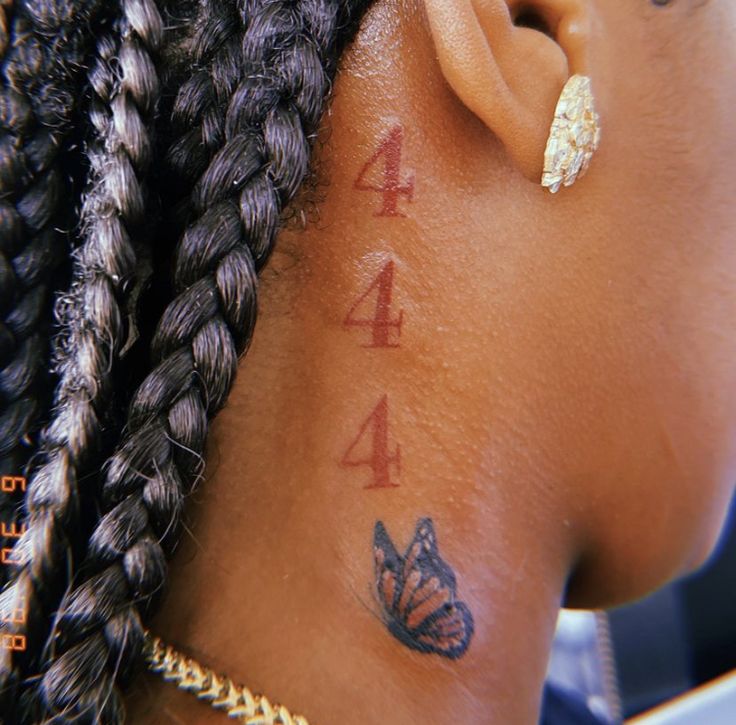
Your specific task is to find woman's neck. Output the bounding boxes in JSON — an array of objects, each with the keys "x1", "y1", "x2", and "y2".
[
  {"x1": 124, "y1": 10, "x2": 580, "y2": 715},
  {"x1": 123, "y1": 229, "x2": 577, "y2": 723}
]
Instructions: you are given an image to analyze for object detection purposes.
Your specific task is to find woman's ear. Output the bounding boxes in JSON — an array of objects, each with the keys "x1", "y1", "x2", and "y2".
[{"x1": 423, "y1": 0, "x2": 594, "y2": 184}]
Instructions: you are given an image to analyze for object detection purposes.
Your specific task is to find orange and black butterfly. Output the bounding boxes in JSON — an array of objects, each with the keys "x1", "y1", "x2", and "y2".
[{"x1": 373, "y1": 517, "x2": 474, "y2": 659}]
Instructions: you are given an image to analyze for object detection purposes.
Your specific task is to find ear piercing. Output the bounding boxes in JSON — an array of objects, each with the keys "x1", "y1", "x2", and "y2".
[{"x1": 541, "y1": 74, "x2": 601, "y2": 193}]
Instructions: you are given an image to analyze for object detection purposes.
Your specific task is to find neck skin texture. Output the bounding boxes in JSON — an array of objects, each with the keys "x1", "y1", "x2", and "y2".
[{"x1": 125, "y1": 1, "x2": 582, "y2": 722}]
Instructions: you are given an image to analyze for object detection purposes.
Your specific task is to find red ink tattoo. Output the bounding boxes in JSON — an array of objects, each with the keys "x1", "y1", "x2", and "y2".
[
  {"x1": 340, "y1": 394, "x2": 401, "y2": 489},
  {"x1": 343, "y1": 260, "x2": 403, "y2": 348},
  {"x1": 354, "y1": 124, "x2": 415, "y2": 217}
]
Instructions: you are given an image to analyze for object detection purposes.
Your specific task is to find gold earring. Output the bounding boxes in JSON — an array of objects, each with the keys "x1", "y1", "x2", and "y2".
[{"x1": 541, "y1": 74, "x2": 601, "y2": 194}]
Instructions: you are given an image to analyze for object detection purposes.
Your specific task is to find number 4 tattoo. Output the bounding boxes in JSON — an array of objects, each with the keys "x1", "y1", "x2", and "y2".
[
  {"x1": 372, "y1": 518, "x2": 474, "y2": 659},
  {"x1": 353, "y1": 123, "x2": 415, "y2": 217},
  {"x1": 343, "y1": 259, "x2": 403, "y2": 349},
  {"x1": 340, "y1": 394, "x2": 401, "y2": 489}
]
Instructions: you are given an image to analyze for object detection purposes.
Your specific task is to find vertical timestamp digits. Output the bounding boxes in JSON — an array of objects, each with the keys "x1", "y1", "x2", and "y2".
[
  {"x1": 1, "y1": 634, "x2": 26, "y2": 651},
  {"x1": 0, "y1": 596, "x2": 26, "y2": 626},
  {"x1": 1, "y1": 475, "x2": 26, "y2": 566},
  {"x1": 1, "y1": 476, "x2": 26, "y2": 494},
  {"x1": 1, "y1": 475, "x2": 27, "y2": 651}
]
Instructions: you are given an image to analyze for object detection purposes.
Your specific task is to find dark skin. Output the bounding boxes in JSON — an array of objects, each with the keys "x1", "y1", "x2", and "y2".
[{"x1": 125, "y1": 0, "x2": 736, "y2": 722}]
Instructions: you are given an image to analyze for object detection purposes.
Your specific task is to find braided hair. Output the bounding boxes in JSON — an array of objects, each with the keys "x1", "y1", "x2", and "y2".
[
  {"x1": 0, "y1": 0, "x2": 108, "y2": 589},
  {"x1": 0, "y1": 0, "x2": 374, "y2": 721}
]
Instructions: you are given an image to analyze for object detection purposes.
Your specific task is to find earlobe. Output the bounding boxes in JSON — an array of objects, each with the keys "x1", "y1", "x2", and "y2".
[{"x1": 423, "y1": 0, "x2": 593, "y2": 185}]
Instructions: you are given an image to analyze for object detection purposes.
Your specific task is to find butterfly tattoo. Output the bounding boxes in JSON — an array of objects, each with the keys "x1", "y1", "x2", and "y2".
[{"x1": 372, "y1": 517, "x2": 474, "y2": 659}]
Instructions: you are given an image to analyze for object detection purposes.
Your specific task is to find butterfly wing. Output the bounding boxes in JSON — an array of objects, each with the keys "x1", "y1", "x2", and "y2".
[
  {"x1": 373, "y1": 520, "x2": 403, "y2": 617},
  {"x1": 411, "y1": 600, "x2": 475, "y2": 659},
  {"x1": 374, "y1": 518, "x2": 474, "y2": 659}
]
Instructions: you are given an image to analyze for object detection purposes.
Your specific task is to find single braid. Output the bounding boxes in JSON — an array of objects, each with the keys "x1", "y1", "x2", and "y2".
[
  {"x1": 0, "y1": 0, "x2": 165, "y2": 716},
  {"x1": 0, "y1": 2, "x2": 12, "y2": 60},
  {"x1": 19, "y1": 0, "x2": 372, "y2": 722},
  {"x1": 0, "y1": 0, "x2": 107, "y2": 586}
]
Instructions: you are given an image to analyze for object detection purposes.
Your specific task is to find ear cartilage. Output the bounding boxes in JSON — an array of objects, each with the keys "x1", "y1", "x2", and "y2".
[{"x1": 541, "y1": 74, "x2": 601, "y2": 194}]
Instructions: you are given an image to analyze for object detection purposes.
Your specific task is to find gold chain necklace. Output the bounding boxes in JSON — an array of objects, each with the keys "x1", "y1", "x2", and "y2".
[{"x1": 142, "y1": 628, "x2": 311, "y2": 725}]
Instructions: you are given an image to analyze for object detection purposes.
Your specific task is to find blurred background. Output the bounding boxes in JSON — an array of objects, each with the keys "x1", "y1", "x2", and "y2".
[{"x1": 543, "y1": 494, "x2": 736, "y2": 724}]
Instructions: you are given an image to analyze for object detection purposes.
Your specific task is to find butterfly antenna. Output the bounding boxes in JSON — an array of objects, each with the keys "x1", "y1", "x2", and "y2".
[{"x1": 347, "y1": 579, "x2": 385, "y2": 626}]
